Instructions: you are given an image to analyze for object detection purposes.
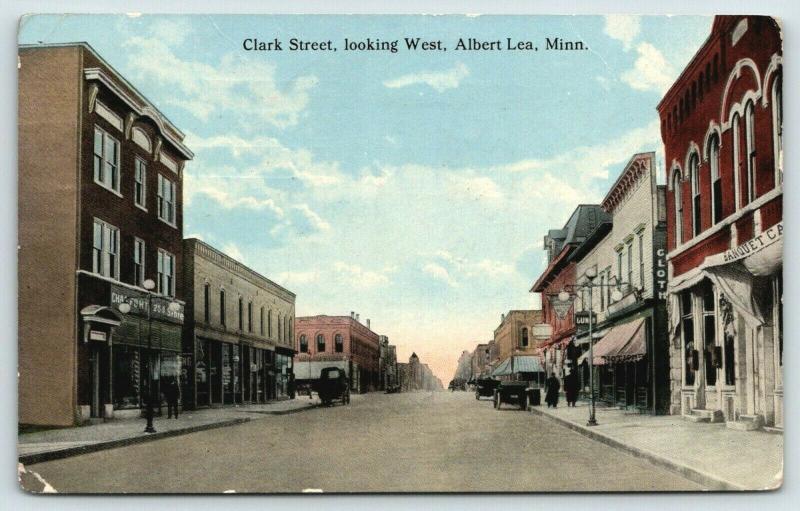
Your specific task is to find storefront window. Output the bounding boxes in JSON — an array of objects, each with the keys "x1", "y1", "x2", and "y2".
[
  {"x1": 681, "y1": 290, "x2": 696, "y2": 387},
  {"x1": 222, "y1": 344, "x2": 232, "y2": 402},
  {"x1": 113, "y1": 345, "x2": 141, "y2": 409},
  {"x1": 701, "y1": 281, "x2": 717, "y2": 386},
  {"x1": 196, "y1": 340, "x2": 209, "y2": 406}
]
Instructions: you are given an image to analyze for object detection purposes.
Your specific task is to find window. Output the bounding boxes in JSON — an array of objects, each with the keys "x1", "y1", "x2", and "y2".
[
  {"x1": 238, "y1": 297, "x2": 244, "y2": 331},
  {"x1": 520, "y1": 328, "x2": 529, "y2": 348},
  {"x1": 203, "y1": 283, "x2": 210, "y2": 323},
  {"x1": 600, "y1": 274, "x2": 606, "y2": 310},
  {"x1": 220, "y1": 290, "x2": 226, "y2": 326},
  {"x1": 134, "y1": 158, "x2": 147, "y2": 209},
  {"x1": 157, "y1": 249, "x2": 175, "y2": 297},
  {"x1": 248, "y1": 301, "x2": 253, "y2": 332},
  {"x1": 92, "y1": 219, "x2": 120, "y2": 279},
  {"x1": 772, "y1": 75, "x2": 783, "y2": 185},
  {"x1": 617, "y1": 250, "x2": 623, "y2": 289},
  {"x1": 626, "y1": 241, "x2": 633, "y2": 289},
  {"x1": 732, "y1": 113, "x2": 742, "y2": 209},
  {"x1": 157, "y1": 174, "x2": 176, "y2": 225},
  {"x1": 773, "y1": 274, "x2": 783, "y2": 386},
  {"x1": 638, "y1": 233, "x2": 645, "y2": 289},
  {"x1": 606, "y1": 272, "x2": 612, "y2": 306},
  {"x1": 288, "y1": 317, "x2": 292, "y2": 343},
  {"x1": 268, "y1": 310, "x2": 272, "y2": 338},
  {"x1": 299, "y1": 335, "x2": 308, "y2": 353},
  {"x1": 335, "y1": 334, "x2": 344, "y2": 353},
  {"x1": 317, "y1": 334, "x2": 326, "y2": 353},
  {"x1": 133, "y1": 238, "x2": 145, "y2": 286},
  {"x1": 681, "y1": 291, "x2": 696, "y2": 387},
  {"x1": 689, "y1": 153, "x2": 701, "y2": 236},
  {"x1": 744, "y1": 101, "x2": 756, "y2": 204},
  {"x1": 260, "y1": 307, "x2": 265, "y2": 335},
  {"x1": 673, "y1": 170, "x2": 683, "y2": 245},
  {"x1": 701, "y1": 281, "x2": 717, "y2": 387},
  {"x1": 709, "y1": 135, "x2": 722, "y2": 224},
  {"x1": 93, "y1": 126, "x2": 120, "y2": 193},
  {"x1": 278, "y1": 314, "x2": 282, "y2": 341}
]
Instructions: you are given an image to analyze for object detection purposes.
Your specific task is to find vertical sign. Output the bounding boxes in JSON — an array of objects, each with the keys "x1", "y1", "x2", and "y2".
[{"x1": 653, "y1": 228, "x2": 668, "y2": 301}]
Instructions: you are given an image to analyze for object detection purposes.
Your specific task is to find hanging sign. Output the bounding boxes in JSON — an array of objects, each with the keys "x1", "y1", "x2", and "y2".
[{"x1": 551, "y1": 298, "x2": 573, "y2": 320}]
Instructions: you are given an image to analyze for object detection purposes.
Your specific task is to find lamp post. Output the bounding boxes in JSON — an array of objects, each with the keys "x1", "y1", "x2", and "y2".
[
  {"x1": 118, "y1": 278, "x2": 181, "y2": 434},
  {"x1": 558, "y1": 268, "x2": 626, "y2": 427}
]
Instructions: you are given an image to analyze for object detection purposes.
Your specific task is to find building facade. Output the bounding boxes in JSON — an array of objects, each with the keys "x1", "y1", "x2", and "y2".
[
  {"x1": 294, "y1": 314, "x2": 380, "y2": 393},
  {"x1": 452, "y1": 350, "x2": 474, "y2": 384},
  {"x1": 19, "y1": 43, "x2": 193, "y2": 426},
  {"x1": 400, "y1": 353, "x2": 443, "y2": 392},
  {"x1": 657, "y1": 16, "x2": 783, "y2": 429},
  {"x1": 182, "y1": 239, "x2": 296, "y2": 409},
  {"x1": 489, "y1": 310, "x2": 547, "y2": 382},
  {"x1": 570, "y1": 152, "x2": 670, "y2": 414},
  {"x1": 378, "y1": 335, "x2": 399, "y2": 390}
]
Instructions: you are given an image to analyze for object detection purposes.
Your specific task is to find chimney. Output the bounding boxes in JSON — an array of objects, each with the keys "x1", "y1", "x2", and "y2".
[
  {"x1": 501, "y1": 313, "x2": 505, "y2": 323},
  {"x1": 366, "y1": 319, "x2": 371, "y2": 329},
  {"x1": 356, "y1": 313, "x2": 360, "y2": 323},
  {"x1": 350, "y1": 311, "x2": 355, "y2": 319}
]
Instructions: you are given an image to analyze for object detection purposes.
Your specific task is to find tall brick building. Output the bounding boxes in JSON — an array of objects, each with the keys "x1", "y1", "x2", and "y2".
[
  {"x1": 19, "y1": 43, "x2": 193, "y2": 426},
  {"x1": 293, "y1": 313, "x2": 380, "y2": 393},
  {"x1": 657, "y1": 16, "x2": 782, "y2": 429}
]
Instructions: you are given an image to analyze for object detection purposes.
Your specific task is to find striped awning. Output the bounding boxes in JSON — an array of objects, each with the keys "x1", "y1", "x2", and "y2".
[
  {"x1": 491, "y1": 358, "x2": 512, "y2": 377},
  {"x1": 578, "y1": 318, "x2": 646, "y2": 365},
  {"x1": 513, "y1": 355, "x2": 544, "y2": 373}
]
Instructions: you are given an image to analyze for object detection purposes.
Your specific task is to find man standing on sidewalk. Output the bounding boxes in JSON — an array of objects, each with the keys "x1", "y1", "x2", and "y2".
[
  {"x1": 164, "y1": 377, "x2": 180, "y2": 419},
  {"x1": 545, "y1": 373, "x2": 560, "y2": 408}
]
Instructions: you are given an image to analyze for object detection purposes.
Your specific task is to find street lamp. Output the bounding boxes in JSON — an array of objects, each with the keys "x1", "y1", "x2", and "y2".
[{"x1": 118, "y1": 278, "x2": 181, "y2": 434}]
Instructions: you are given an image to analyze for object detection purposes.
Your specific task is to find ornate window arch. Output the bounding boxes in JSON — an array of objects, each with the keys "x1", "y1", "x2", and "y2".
[
  {"x1": 299, "y1": 334, "x2": 308, "y2": 353},
  {"x1": 707, "y1": 133, "x2": 722, "y2": 224},
  {"x1": 672, "y1": 167, "x2": 684, "y2": 246},
  {"x1": 316, "y1": 333, "x2": 326, "y2": 353},
  {"x1": 744, "y1": 100, "x2": 756, "y2": 204},
  {"x1": 520, "y1": 327, "x2": 529, "y2": 348},
  {"x1": 686, "y1": 148, "x2": 701, "y2": 237},
  {"x1": 335, "y1": 333, "x2": 344, "y2": 353},
  {"x1": 732, "y1": 111, "x2": 743, "y2": 210}
]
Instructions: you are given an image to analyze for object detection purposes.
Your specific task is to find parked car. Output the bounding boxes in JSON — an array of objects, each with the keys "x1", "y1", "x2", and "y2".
[
  {"x1": 493, "y1": 381, "x2": 529, "y2": 410},
  {"x1": 475, "y1": 378, "x2": 501, "y2": 400},
  {"x1": 312, "y1": 367, "x2": 350, "y2": 406}
]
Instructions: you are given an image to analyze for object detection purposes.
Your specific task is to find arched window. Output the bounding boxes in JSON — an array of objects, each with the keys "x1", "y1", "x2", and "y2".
[
  {"x1": 744, "y1": 100, "x2": 756, "y2": 204},
  {"x1": 316, "y1": 334, "x2": 326, "y2": 353},
  {"x1": 708, "y1": 135, "x2": 722, "y2": 224},
  {"x1": 299, "y1": 334, "x2": 308, "y2": 353},
  {"x1": 772, "y1": 74, "x2": 783, "y2": 186},
  {"x1": 732, "y1": 113, "x2": 742, "y2": 209},
  {"x1": 689, "y1": 153, "x2": 701, "y2": 236},
  {"x1": 673, "y1": 170, "x2": 683, "y2": 246},
  {"x1": 335, "y1": 334, "x2": 344, "y2": 353},
  {"x1": 520, "y1": 328, "x2": 529, "y2": 348}
]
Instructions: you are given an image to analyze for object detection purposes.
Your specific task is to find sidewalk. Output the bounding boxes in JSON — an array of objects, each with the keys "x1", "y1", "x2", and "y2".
[
  {"x1": 529, "y1": 399, "x2": 783, "y2": 491},
  {"x1": 19, "y1": 398, "x2": 320, "y2": 465}
]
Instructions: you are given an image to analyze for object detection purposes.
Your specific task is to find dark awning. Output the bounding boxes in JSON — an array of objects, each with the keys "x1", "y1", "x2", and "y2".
[{"x1": 580, "y1": 318, "x2": 645, "y2": 365}]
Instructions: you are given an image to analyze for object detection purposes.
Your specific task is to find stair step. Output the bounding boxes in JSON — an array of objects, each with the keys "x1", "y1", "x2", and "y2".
[
  {"x1": 684, "y1": 414, "x2": 710, "y2": 423},
  {"x1": 726, "y1": 414, "x2": 764, "y2": 431},
  {"x1": 691, "y1": 408, "x2": 725, "y2": 423}
]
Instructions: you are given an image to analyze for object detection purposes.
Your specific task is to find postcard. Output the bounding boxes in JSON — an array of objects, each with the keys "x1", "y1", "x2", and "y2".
[{"x1": 17, "y1": 14, "x2": 783, "y2": 493}]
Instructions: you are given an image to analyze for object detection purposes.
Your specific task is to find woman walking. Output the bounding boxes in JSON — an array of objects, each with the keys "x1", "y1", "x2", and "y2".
[{"x1": 544, "y1": 373, "x2": 561, "y2": 408}]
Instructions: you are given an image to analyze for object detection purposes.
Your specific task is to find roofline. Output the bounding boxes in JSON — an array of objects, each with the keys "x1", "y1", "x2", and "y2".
[
  {"x1": 601, "y1": 152, "x2": 656, "y2": 208},
  {"x1": 530, "y1": 244, "x2": 573, "y2": 292},
  {"x1": 567, "y1": 220, "x2": 613, "y2": 264},
  {"x1": 185, "y1": 237, "x2": 296, "y2": 299},
  {"x1": 656, "y1": 17, "x2": 718, "y2": 111},
  {"x1": 20, "y1": 42, "x2": 193, "y2": 159}
]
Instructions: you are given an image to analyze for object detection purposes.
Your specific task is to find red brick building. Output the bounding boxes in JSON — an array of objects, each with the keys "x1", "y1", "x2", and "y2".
[
  {"x1": 293, "y1": 313, "x2": 380, "y2": 393},
  {"x1": 531, "y1": 205, "x2": 610, "y2": 380},
  {"x1": 657, "y1": 16, "x2": 782, "y2": 429}
]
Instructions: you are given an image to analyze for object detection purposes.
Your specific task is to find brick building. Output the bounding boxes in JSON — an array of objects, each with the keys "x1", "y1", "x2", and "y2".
[
  {"x1": 294, "y1": 313, "x2": 380, "y2": 393},
  {"x1": 489, "y1": 310, "x2": 547, "y2": 383},
  {"x1": 19, "y1": 43, "x2": 193, "y2": 426},
  {"x1": 182, "y1": 239, "x2": 296, "y2": 409},
  {"x1": 657, "y1": 16, "x2": 783, "y2": 429},
  {"x1": 569, "y1": 152, "x2": 670, "y2": 414},
  {"x1": 531, "y1": 205, "x2": 610, "y2": 381}
]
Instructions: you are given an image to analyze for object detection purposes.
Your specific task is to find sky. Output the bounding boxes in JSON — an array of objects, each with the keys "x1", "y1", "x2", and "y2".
[{"x1": 19, "y1": 14, "x2": 711, "y2": 383}]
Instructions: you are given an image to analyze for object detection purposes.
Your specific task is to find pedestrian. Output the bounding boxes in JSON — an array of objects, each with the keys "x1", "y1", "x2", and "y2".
[
  {"x1": 564, "y1": 371, "x2": 579, "y2": 407},
  {"x1": 164, "y1": 377, "x2": 180, "y2": 419},
  {"x1": 544, "y1": 373, "x2": 560, "y2": 408}
]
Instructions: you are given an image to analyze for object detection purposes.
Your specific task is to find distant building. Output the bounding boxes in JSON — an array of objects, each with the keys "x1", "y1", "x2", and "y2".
[
  {"x1": 490, "y1": 310, "x2": 547, "y2": 383},
  {"x1": 378, "y1": 335, "x2": 399, "y2": 390},
  {"x1": 182, "y1": 239, "x2": 296, "y2": 409},
  {"x1": 400, "y1": 353, "x2": 443, "y2": 391},
  {"x1": 294, "y1": 313, "x2": 380, "y2": 393},
  {"x1": 18, "y1": 43, "x2": 193, "y2": 426},
  {"x1": 452, "y1": 350, "x2": 474, "y2": 383}
]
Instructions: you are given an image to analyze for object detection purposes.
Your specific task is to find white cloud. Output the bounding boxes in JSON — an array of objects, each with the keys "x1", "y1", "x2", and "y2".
[
  {"x1": 333, "y1": 262, "x2": 391, "y2": 288},
  {"x1": 222, "y1": 242, "x2": 245, "y2": 263},
  {"x1": 621, "y1": 42, "x2": 676, "y2": 93},
  {"x1": 448, "y1": 175, "x2": 503, "y2": 200},
  {"x1": 293, "y1": 204, "x2": 331, "y2": 232},
  {"x1": 603, "y1": 15, "x2": 641, "y2": 50},
  {"x1": 423, "y1": 262, "x2": 459, "y2": 287},
  {"x1": 384, "y1": 63, "x2": 469, "y2": 92},
  {"x1": 274, "y1": 270, "x2": 321, "y2": 286}
]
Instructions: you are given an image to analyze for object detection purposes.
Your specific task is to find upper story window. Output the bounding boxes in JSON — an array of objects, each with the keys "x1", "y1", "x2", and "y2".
[
  {"x1": 317, "y1": 334, "x2": 326, "y2": 353},
  {"x1": 157, "y1": 249, "x2": 175, "y2": 297},
  {"x1": 238, "y1": 296, "x2": 244, "y2": 331},
  {"x1": 203, "y1": 283, "x2": 210, "y2": 324},
  {"x1": 93, "y1": 126, "x2": 120, "y2": 194},
  {"x1": 248, "y1": 301, "x2": 253, "y2": 332},
  {"x1": 299, "y1": 334, "x2": 308, "y2": 353},
  {"x1": 689, "y1": 153, "x2": 701, "y2": 236},
  {"x1": 599, "y1": 273, "x2": 606, "y2": 310},
  {"x1": 277, "y1": 314, "x2": 282, "y2": 341},
  {"x1": 772, "y1": 74, "x2": 783, "y2": 185},
  {"x1": 268, "y1": 309, "x2": 272, "y2": 338},
  {"x1": 133, "y1": 238, "x2": 145, "y2": 286},
  {"x1": 673, "y1": 170, "x2": 684, "y2": 246},
  {"x1": 638, "y1": 233, "x2": 645, "y2": 289},
  {"x1": 335, "y1": 333, "x2": 344, "y2": 353},
  {"x1": 744, "y1": 101, "x2": 757, "y2": 204},
  {"x1": 220, "y1": 289, "x2": 226, "y2": 326},
  {"x1": 626, "y1": 241, "x2": 633, "y2": 288},
  {"x1": 92, "y1": 218, "x2": 119, "y2": 280},
  {"x1": 732, "y1": 113, "x2": 743, "y2": 209},
  {"x1": 134, "y1": 158, "x2": 147, "y2": 210},
  {"x1": 520, "y1": 327, "x2": 529, "y2": 348},
  {"x1": 260, "y1": 306, "x2": 265, "y2": 335},
  {"x1": 616, "y1": 250, "x2": 623, "y2": 288},
  {"x1": 157, "y1": 174, "x2": 177, "y2": 226},
  {"x1": 708, "y1": 135, "x2": 722, "y2": 224}
]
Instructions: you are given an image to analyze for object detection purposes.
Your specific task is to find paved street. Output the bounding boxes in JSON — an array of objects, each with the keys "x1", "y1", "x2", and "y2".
[{"x1": 23, "y1": 391, "x2": 701, "y2": 493}]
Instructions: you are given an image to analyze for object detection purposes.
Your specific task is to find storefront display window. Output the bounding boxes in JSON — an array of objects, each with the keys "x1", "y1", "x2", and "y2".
[
  {"x1": 113, "y1": 345, "x2": 141, "y2": 409},
  {"x1": 701, "y1": 281, "x2": 717, "y2": 386},
  {"x1": 681, "y1": 290, "x2": 696, "y2": 387}
]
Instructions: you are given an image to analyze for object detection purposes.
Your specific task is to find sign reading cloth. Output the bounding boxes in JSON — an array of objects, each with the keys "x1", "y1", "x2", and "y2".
[
  {"x1": 551, "y1": 298, "x2": 573, "y2": 320},
  {"x1": 722, "y1": 222, "x2": 783, "y2": 264},
  {"x1": 110, "y1": 284, "x2": 185, "y2": 323}
]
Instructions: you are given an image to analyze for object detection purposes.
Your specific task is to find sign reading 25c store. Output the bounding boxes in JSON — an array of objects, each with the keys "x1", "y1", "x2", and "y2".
[{"x1": 110, "y1": 284, "x2": 185, "y2": 323}]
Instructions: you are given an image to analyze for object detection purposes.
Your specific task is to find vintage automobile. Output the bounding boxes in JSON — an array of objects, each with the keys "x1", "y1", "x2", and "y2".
[
  {"x1": 312, "y1": 366, "x2": 351, "y2": 406},
  {"x1": 475, "y1": 378, "x2": 501, "y2": 400},
  {"x1": 493, "y1": 381, "x2": 529, "y2": 410}
]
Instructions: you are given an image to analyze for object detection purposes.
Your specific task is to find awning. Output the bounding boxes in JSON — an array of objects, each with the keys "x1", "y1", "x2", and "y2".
[
  {"x1": 491, "y1": 358, "x2": 512, "y2": 377},
  {"x1": 575, "y1": 327, "x2": 610, "y2": 346},
  {"x1": 582, "y1": 318, "x2": 646, "y2": 365},
  {"x1": 606, "y1": 320, "x2": 646, "y2": 363},
  {"x1": 513, "y1": 355, "x2": 544, "y2": 373}
]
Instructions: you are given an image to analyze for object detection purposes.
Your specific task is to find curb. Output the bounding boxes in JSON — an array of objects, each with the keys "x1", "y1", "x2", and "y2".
[
  {"x1": 19, "y1": 417, "x2": 252, "y2": 466},
  {"x1": 245, "y1": 402, "x2": 323, "y2": 415},
  {"x1": 528, "y1": 406, "x2": 744, "y2": 491}
]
